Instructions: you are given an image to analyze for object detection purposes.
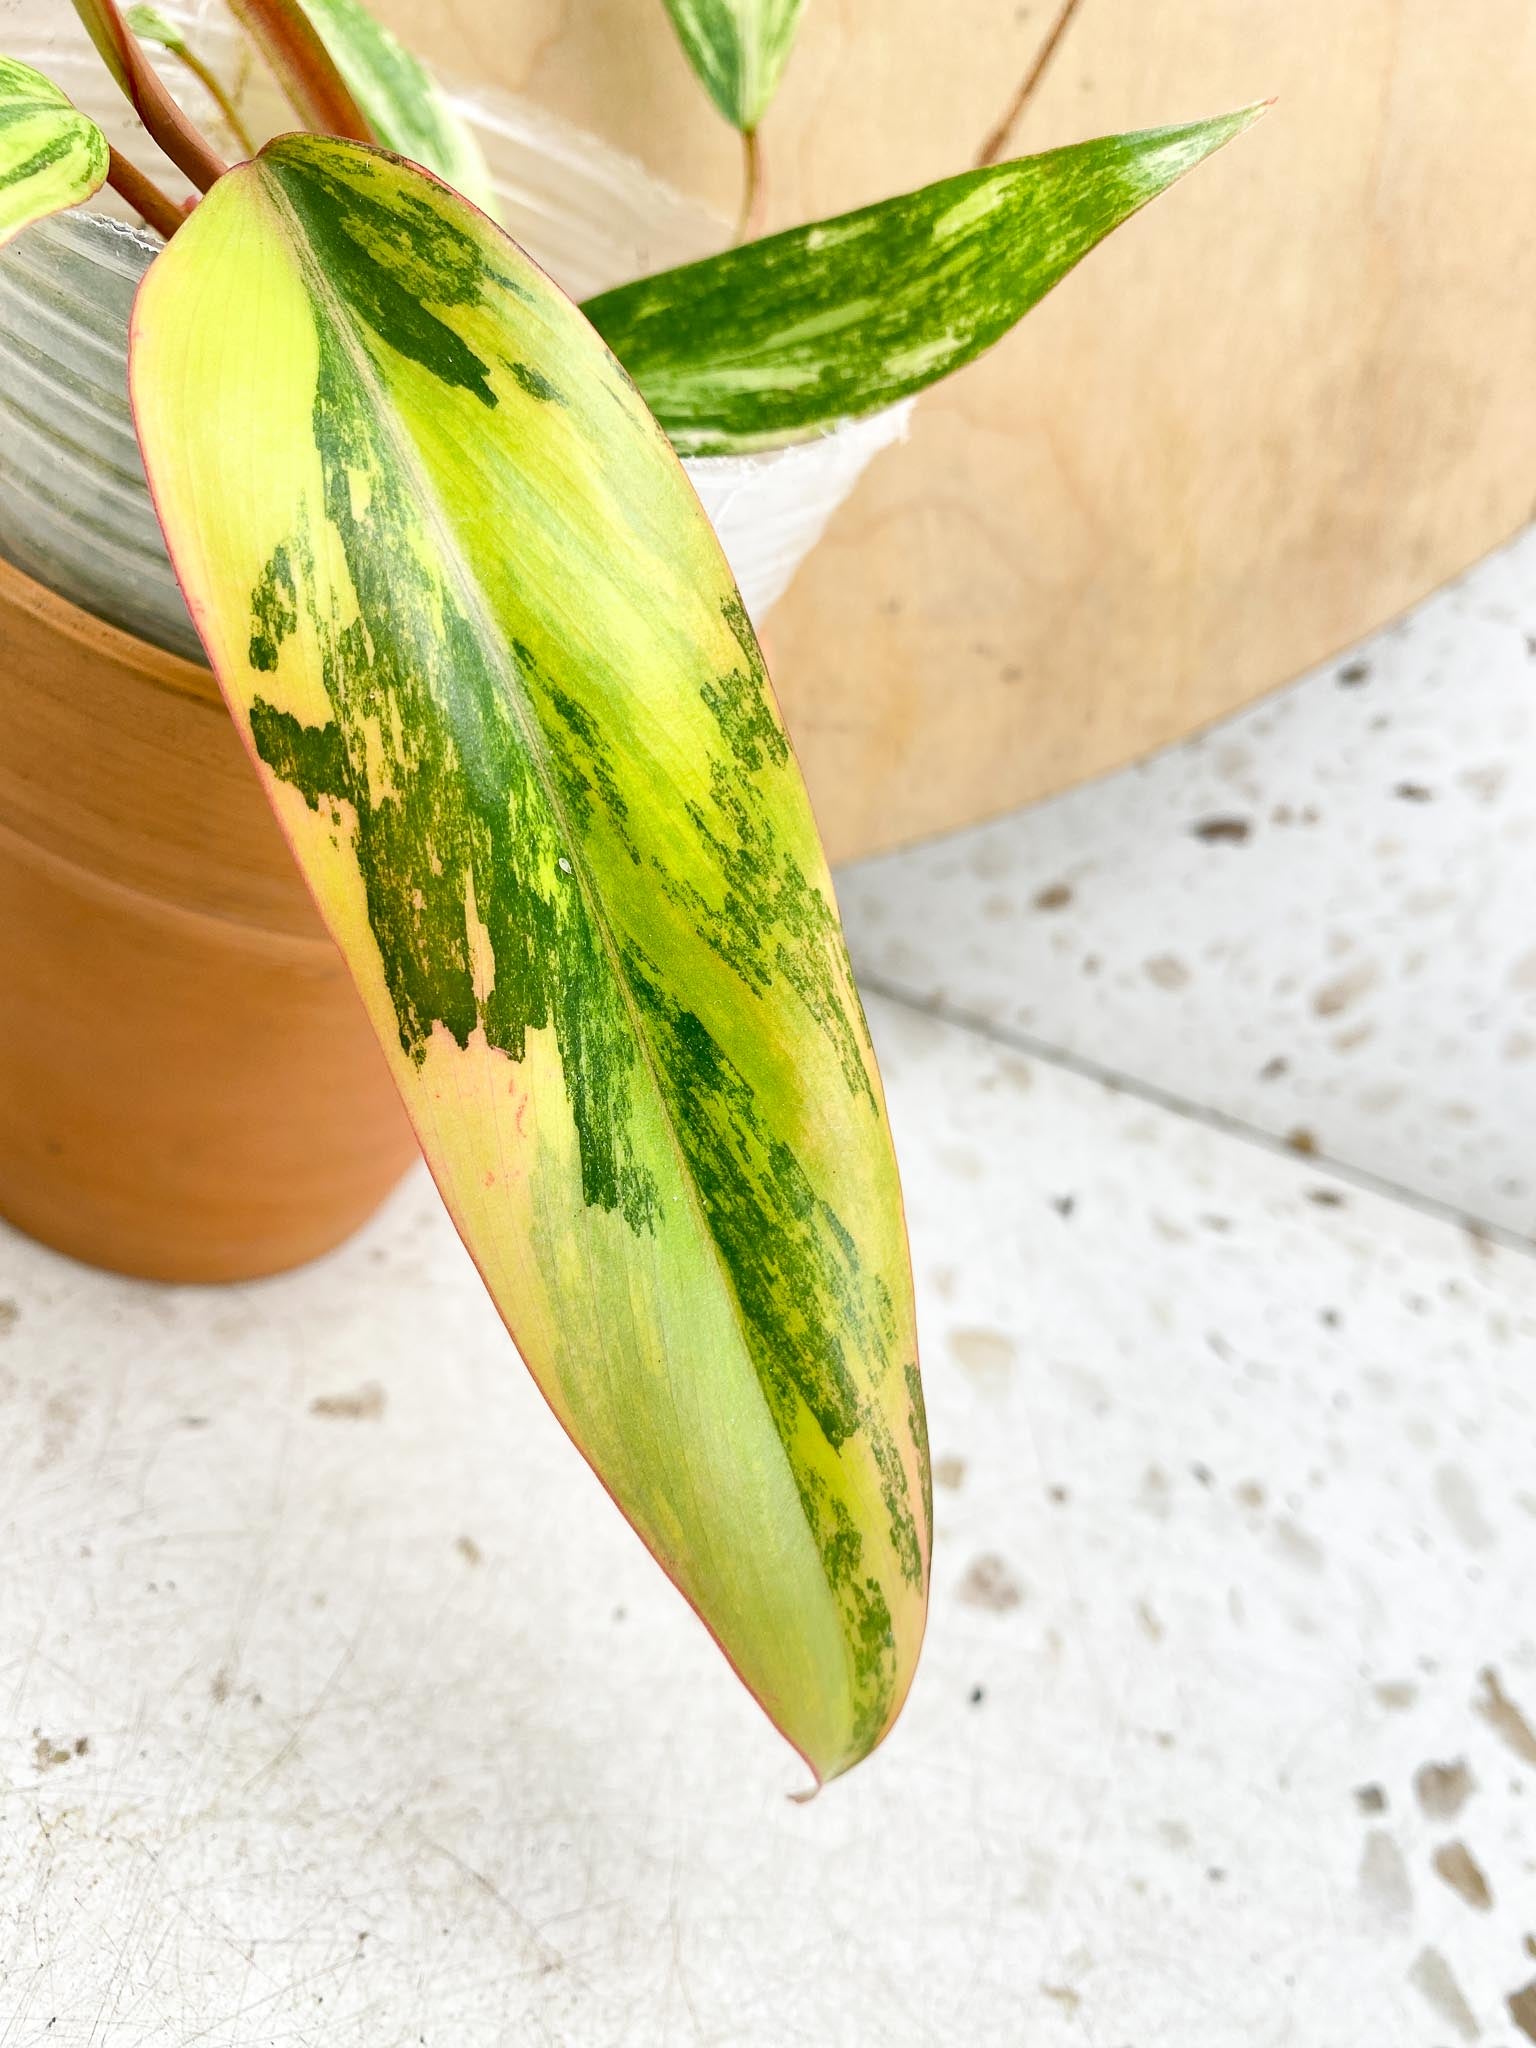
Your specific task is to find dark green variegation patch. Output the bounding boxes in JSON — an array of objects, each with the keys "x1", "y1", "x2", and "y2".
[{"x1": 584, "y1": 109, "x2": 1264, "y2": 455}]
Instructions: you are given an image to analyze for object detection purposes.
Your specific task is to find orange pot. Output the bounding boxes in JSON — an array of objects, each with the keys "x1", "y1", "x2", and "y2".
[{"x1": 0, "y1": 554, "x2": 419, "y2": 1283}]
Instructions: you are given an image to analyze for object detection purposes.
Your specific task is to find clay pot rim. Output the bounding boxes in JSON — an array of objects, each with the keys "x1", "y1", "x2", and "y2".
[{"x1": 0, "y1": 551, "x2": 218, "y2": 715}]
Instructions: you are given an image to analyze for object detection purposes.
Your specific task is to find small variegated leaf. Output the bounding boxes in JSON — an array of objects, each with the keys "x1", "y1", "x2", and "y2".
[
  {"x1": 660, "y1": 0, "x2": 807, "y2": 133},
  {"x1": 130, "y1": 135, "x2": 929, "y2": 1782},
  {"x1": 125, "y1": 5, "x2": 259, "y2": 158},
  {"x1": 72, "y1": 0, "x2": 231, "y2": 187},
  {"x1": 585, "y1": 109, "x2": 1265, "y2": 456},
  {"x1": 124, "y1": 3, "x2": 190, "y2": 54},
  {"x1": 283, "y1": 0, "x2": 496, "y2": 214},
  {"x1": 0, "y1": 57, "x2": 108, "y2": 247}
]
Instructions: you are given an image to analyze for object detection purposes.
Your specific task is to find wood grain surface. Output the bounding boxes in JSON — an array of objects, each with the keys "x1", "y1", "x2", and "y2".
[{"x1": 373, "y1": 0, "x2": 1536, "y2": 860}]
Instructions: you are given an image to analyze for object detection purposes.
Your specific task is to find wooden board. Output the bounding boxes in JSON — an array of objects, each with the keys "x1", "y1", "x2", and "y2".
[{"x1": 378, "y1": 0, "x2": 1536, "y2": 861}]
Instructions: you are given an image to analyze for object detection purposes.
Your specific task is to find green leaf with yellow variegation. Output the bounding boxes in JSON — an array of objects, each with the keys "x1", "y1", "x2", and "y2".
[
  {"x1": 280, "y1": 0, "x2": 495, "y2": 213},
  {"x1": 130, "y1": 133, "x2": 929, "y2": 1783},
  {"x1": 660, "y1": 0, "x2": 806, "y2": 133},
  {"x1": 0, "y1": 56, "x2": 109, "y2": 248},
  {"x1": 585, "y1": 109, "x2": 1265, "y2": 456}
]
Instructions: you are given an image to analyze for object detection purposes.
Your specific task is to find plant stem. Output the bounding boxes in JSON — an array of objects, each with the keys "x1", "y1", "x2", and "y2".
[
  {"x1": 735, "y1": 127, "x2": 765, "y2": 244},
  {"x1": 167, "y1": 41, "x2": 259, "y2": 158},
  {"x1": 226, "y1": 0, "x2": 376, "y2": 142},
  {"x1": 72, "y1": 0, "x2": 230, "y2": 191},
  {"x1": 974, "y1": 0, "x2": 1088, "y2": 166},
  {"x1": 106, "y1": 144, "x2": 186, "y2": 239}
]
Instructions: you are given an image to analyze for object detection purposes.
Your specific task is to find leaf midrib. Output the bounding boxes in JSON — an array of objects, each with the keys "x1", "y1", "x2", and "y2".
[{"x1": 257, "y1": 154, "x2": 849, "y2": 1684}]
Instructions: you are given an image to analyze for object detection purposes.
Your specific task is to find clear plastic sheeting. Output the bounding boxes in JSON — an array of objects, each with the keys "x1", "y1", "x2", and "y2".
[
  {"x1": 0, "y1": 0, "x2": 907, "y2": 653},
  {"x1": 0, "y1": 212, "x2": 203, "y2": 660},
  {"x1": 685, "y1": 405, "x2": 913, "y2": 623}
]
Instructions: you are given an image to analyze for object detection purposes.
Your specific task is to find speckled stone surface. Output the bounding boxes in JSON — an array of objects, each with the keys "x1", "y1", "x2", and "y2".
[
  {"x1": 840, "y1": 525, "x2": 1536, "y2": 1240},
  {"x1": 3, "y1": 996, "x2": 1533, "y2": 2044}
]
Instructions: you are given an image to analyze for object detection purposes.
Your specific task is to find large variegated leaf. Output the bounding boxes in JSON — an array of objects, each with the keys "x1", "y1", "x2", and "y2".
[
  {"x1": 585, "y1": 110, "x2": 1264, "y2": 456},
  {"x1": 660, "y1": 0, "x2": 806, "y2": 133},
  {"x1": 130, "y1": 134, "x2": 929, "y2": 1782},
  {"x1": 283, "y1": 0, "x2": 496, "y2": 214},
  {"x1": 0, "y1": 56, "x2": 108, "y2": 247}
]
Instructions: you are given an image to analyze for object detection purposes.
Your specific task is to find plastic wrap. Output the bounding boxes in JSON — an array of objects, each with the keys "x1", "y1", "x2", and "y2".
[{"x1": 0, "y1": 0, "x2": 908, "y2": 653}]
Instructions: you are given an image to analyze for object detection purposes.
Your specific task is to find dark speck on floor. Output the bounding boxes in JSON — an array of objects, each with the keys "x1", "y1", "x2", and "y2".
[
  {"x1": 1432, "y1": 1840, "x2": 1493, "y2": 1912},
  {"x1": 310, "y1": 1383, "x2": 387, "y2": 1422},
  {"x1": 1375, "y1": 1679, "x2": 1419, "y2": 1711},
  {"x1": 959, "y1": 1554, "x2": 1025, "y2": 1612},
  {"x1": 1509, "y1": 1980, "x2": 1536, "y2": 2043},
  {"x1": 1414, "y1": 1758, "x2": 1475, "y2": 1820},
  {"x1": 1475, "y1": 1667, "x2": 1536, "y2": 1765},
  {"x1": 1191, "y1": 815, "x2": 1252, "y2": 845}
]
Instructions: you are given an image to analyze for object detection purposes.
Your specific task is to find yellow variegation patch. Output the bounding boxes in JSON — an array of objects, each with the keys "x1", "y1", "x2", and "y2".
[{"x1": 131, "y1": 135, "x2": 929, "y2": 1782}]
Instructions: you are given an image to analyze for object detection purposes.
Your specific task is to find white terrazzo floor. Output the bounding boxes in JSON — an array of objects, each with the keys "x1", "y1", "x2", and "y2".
[
  {"x1": 841, "y1": 523, "x2": 1536, "y2": 1245},
  {"x1": 4, "y1": 541, "x2": 1536, "y2": 2043}
]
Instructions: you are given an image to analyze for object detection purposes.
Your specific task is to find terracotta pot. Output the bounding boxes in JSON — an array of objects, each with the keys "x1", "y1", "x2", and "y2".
[{"x1": 0, "y1": 554, "x2": 419, "y2": 1283}]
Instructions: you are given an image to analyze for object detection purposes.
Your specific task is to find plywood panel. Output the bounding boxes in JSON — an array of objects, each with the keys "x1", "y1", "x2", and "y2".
[{"x1": 377, "y1": 0, "x2": 1536, "y2": 859}]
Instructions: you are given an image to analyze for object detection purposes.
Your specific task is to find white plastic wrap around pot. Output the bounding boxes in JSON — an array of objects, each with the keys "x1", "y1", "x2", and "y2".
[{"x1": 0, "y1": 0, "x2": 909, "y2": 655}]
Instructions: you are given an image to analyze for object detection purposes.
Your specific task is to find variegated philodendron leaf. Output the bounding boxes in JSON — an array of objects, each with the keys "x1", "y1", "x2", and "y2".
[
  {"x1": 586, "y1": 109, "x2": 1265, "y2": 457},
  {"x1": 130, "y1": 134, "x2": 929, "y2": 1782},
  {"x1": 0, "y1": 57, "x2": 109, "y2": 247},
  {"x1": 660, "y1": 0, "x2": 807, "y2": 133},
  {"x1": 283, "y1": 0, "x2": 496, "y2": 215}
]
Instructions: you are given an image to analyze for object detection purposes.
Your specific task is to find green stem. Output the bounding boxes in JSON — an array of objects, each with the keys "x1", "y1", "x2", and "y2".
[{"x1": 169, "y1": 40, "x2": 259, "y2": 158}]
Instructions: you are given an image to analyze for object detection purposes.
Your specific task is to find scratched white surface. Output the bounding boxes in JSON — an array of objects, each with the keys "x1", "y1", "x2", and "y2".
[
  {"x1": 3, "y1": 992, "x2": 1535, "y2": 2045},
  {"x1": 840, "y1": 522, "x2": 1536, "y2": 1243}
]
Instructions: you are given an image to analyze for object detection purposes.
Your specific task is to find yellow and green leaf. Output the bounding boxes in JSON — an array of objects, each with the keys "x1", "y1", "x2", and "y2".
[
  {"x1": 585, "y1": 110, "x2": 1265, "y2": 456},
  {"x1": 130, "y1": 134, "x2": 929, "y2": 1782},
  {"x1": 0, "y1": 57, "x2": 109, "y2": 248},
  {"x1": 660, "y1": 0, "x2": 807, "y2": 134},
  {"x1": 280, "y1": 0, "x2": 496, "y2": 214}
]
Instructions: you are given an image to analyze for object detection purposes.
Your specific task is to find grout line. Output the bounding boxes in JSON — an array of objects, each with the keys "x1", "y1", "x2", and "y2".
[{"x1": 856, "y1": 968, "x2": 1536, "y2": 1262}]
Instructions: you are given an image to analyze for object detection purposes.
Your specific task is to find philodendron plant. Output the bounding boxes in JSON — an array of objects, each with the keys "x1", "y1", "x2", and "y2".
[{"x1": 0, "y1": 0, "x2": 1261, "y2": 1783}]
